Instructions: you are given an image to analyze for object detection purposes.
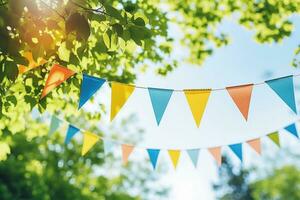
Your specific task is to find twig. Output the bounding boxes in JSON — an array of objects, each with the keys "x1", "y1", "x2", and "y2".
[
  {"x1": 39, "y1": 0, "x2": 66, "y2": 20},
  {"x1": 69, "y1": 0, "x2": 111, "y2": 17}
]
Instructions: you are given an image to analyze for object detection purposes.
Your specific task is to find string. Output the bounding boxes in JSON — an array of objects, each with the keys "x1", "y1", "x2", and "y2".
[{"x1": 52, "y1": 113, "x2": 300, "y2": 150}]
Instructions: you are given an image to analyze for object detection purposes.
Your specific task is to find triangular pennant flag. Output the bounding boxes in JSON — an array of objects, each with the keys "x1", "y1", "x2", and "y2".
[
  {"x1": 103, "y1": 140, "x2": 114, "y2": 155},
  {"x1": 147, "y1": 149, "x2": 160, "y2": 169},
  {"x1": 266, "y1": 76, "x2": 297, "y2": 113},
  {"x1": 168, "y1": 150, "x2": 181, "y2": 169},
  {"x1": 48, "y1": 115, "x2": 62, "y2": 135},
  {"x1": 208, "y1": 147, "x2": 222, "y2": 166},
  {"x1": 78, "y1": 74, "x2": 106, "y2": 109},
  {"x1": 121, "y1": 144, "x2": 134, "y2": 164},
  {"x1": 148, "y1": 88, "x2": 173, "y2": 125},
  {"x1": 110, "y1": 82, "x2": 135, "y2": 121},
  {"x1": 81, "y1": 131, "x2": 100, "y2": 156},
  {"x1": 184, "y1": 90, "x2": 211, "y2": 127},
  {"x1": 18, "y1": 51, "x2": 47, "y2": 74},
  {"x1": 284, "y1": 123, "x2": 298, "y2": 138},
  {"x1": 41, "y1": 64, "x2": 76, "y2": 99},
  {"x1": 186, "y1": 149, "x2": 200, "y2": 167},
  {"x1": 229, "y1": 143, "x2": 243, "y2": 161},
  {"x1": 247, "y1": 138, "x2": 261, "y2": 154},
  {"x1": 226, "y1": 84, "x2": 253, "y2": 120},
  {"x1": 65, "y1": 125, "x2": 80, "y2": 144},
  {"x1": 268, "y1": 132, "x2": 280, "y2": 147}
]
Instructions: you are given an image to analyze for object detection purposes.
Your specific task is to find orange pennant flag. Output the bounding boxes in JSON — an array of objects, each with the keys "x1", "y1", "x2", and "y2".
[
  {"x1": 122, "y1": 144, "x2": 134, "y2": 164},
  {"x1": 18, "y1": 51, "x2": 47, "y2": 74},
  {"x1": 41, "y1": 64, "x2": 76, "y2": 99},
  {"x1": 168, "y1": 150, "x2": 181, "y2": 169},
  {"x1": 208, "y1": 147, "x2": 222, "y2": 166},
  {"x1": 226, "y1": 84, "x2": 253, "y2": 120},
  {"x1": 184, "y1": 89, "x2": 211, "y2": 127},
  {"x1": 247, "y1": 138, "x2": 261, "y2": 154}
]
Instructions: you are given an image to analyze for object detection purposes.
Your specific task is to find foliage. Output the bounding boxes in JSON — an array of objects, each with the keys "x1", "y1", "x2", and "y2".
[
  {"x1": 214, "y1": 155, "x2": 300, "y2": 200},
  {"x1": 213, "y1": 156, "x2": 254, "y2": 200},
  {"x1": 251, "y1": 165, "x2": 300, "y2": 200},
  {"x1": 0, "y1": 112, "x2": 168, "y2": 199}
]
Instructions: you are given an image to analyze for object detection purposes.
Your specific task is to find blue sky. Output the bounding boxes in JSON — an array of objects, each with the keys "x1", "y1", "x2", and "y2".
[{"x1": 84, "y1": 16, "x2": 300, "y2": 199}]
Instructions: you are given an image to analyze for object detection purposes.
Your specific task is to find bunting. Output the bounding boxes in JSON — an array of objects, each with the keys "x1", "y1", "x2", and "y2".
[
  {"x1": 268, "y1": 132, "x2": 280, "y2": 147},
  {"x1": 48, "y1": 115, "x2": 62, "y2": 135},
  {"x1": 229, "y1": 143, "x2": 243, "y2": 161},
  {"x1": 121, "y1": 144, "x2": 134, "y2": 164},
  {"x1": 184, "y1": 90, "x2": 211, "y2": 127},
  {"x1": 226, "y1": 84, "x2": 253, "y2": 120},
  {"x1": 110, "y1": 82, "x2": 135, "y2": 121},
  {"x1": 247, "y1": 138, "x2": 261, "y2": 154},
  {"x1": 284, "y1": 123, "x2": 298, "y2": 138},
  {"x1": 81, "y1": 131, "x2": 100, "y2": 156},
  {"x1": 186, "y1": 149, "x2": 200, "y2": 167},
  {"x1": 148, "y1": 88, "x2": 173, "y2": 125},
  {"x1": 78, "y1": 74, "x2": 106, "y2": 109},
  {"x1": 65, "y1": 125, "x2": 80, "y2": 144},
  {"x1": 208, "y1": 147, "x2": 222, "y2": 166},
  {"x1": 39, "y1": 64, "x2": 300, "y2": 126},
  {"x1": 41, "y1": 64, "x2": 76, "y2": 99},
  {"x1": 48, "y1": 115, "x2": 300, "y2": 169},
  {"x1": 147, "y1": 149, "x2": 160, "y2": 169},
  {"x1": 168, "y1": 150, "x2": 181, "y2": 169},
  {"x1": 266, "y1": 76, "x2": 297, "y2": 114}
]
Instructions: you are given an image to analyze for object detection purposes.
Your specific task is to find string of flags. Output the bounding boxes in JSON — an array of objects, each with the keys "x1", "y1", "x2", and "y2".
[
  {"x1": 49, "y1": 114, "x2": 300, "y2": 169},
  {"x1": 41, "y1": 64, "x2": 298, "y2": 127}
]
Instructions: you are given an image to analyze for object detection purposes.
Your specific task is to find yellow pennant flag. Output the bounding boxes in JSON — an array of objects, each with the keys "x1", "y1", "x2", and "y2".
[
  {"x1": 184, "y1": 89, "x2": 211, "y2": 127},
  {"x1": 110, "y1": 82, "x2": 135, "y2": 121},
  {"x1": 168, "y1": 150, "x2": 181, "y2": 169},
  {"x1": 81, "y1": 131, "x2": 100, "y2": 156}
]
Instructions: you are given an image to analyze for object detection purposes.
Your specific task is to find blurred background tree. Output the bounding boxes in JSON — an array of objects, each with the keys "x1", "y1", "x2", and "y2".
[
  {"x1": 214, "y1": 154, "x2": 300, "y2": 200},
  {"x1": 2, "y1": 0, "x2": 300, "y2": 199}
]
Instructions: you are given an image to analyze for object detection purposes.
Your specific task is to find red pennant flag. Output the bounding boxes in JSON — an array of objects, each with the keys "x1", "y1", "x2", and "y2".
[
  {"x1": 41, "y1": 64, "x2": 76, "y2": 99},
  {"x1": 226, "y1": 84, "x2": 253, "y2": 120}
]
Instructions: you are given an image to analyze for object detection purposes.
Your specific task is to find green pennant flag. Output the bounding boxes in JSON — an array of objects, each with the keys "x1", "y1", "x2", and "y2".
[{"x1": 268, "y1": 131, "x2": 280, "y2": 147}]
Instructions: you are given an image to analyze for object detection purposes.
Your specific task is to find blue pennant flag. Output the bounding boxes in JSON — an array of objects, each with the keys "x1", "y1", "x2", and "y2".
[
  {"x1": 266, "y1": 76, "x2": 297, "y2": 114},
  {"x1": 148, "y1": 88, "x2": 173, "y2": 125},
  {"x1": 103, "y1": 140, "x2": 114, "y2": 155},
  {"x1": 78, "y1": 74, "x2": 106, "y2": 109},
  {"x1": 284, "y1": 123, "x2": 298, "y2": 138},
  {"x1": 229, "y1": 143, "x2": 243, "y2": 162},
  {"x1": 187, "y1": 149, "x2": 200, "y2": 167},
  {"x1": 147, "y1": 149, "x2": 160, "y2": 169},
  {"x1": 65, "y1": 125, "x2": 80, "y2": 144},
  {"x1": 48, "y1": 115, "x2": 61, "y2": 135}
]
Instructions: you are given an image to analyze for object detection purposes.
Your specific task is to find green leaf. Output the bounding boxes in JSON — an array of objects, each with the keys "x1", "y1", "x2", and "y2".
[
  {"x1": 104, "y1": 5, "x2": 124, "y2": 22},
  {"x1": 134, "y1": 17, "x2": 145, "y2": 26},
  {"x1": 58, "y1": 42, "x2": 70, "y2": 62},
  {"x1": 4, "y1": 61, "x2": 18, "y2": 82},
  {"x1": 112, "y1": 23, "x2": 123, "y2": 36},
  {"x1": 66, "y1": 13, "x2": 90, "y2": 41}
]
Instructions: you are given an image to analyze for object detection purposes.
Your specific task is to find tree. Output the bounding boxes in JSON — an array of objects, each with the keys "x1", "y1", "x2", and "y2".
[
  {"x1": 214, "y1": 155, "x2": 300, "y2": 200},
  {"x1": 213, "y1": 156, "x2": 254, "y2": 200}
]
